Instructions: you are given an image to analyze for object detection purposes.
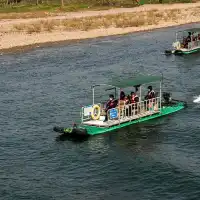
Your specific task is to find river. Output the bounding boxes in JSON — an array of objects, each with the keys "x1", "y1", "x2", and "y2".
[{"x1": 1, "y1": 24, "x2": 200, "y2": 200}]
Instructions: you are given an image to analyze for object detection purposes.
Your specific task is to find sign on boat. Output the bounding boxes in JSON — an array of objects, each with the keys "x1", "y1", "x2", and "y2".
[
  {"x1": 53, "y1": 74, "x2": 186, "y2": 137},
  {"x1": 165, "y1": 28, "x2": 200, "y2": 55}
]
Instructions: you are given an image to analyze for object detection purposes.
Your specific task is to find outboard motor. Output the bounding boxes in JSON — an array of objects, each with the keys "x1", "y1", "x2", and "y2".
[{"x1": 163, "y1": 92, "x2": 172, "y2": 104}]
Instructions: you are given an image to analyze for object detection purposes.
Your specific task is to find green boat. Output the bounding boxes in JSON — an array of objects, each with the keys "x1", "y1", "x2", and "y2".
[
  {"x1": 53, "y1": 74, "x2": 186, "y2": 137},
  {"x1": 165, "y1": 28, "x2": 200, "y2": 55}
]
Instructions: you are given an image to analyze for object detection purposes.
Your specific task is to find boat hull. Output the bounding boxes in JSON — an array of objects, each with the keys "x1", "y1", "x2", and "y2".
[
  {"x1": 165, "y1": 46, "x2": 200, "y2": 55},
  {"x1": 53, "y1": 101, "x2": 186, "y2": 136},
  {"x1": 175, "y1": 48, "x2": 200, "y2": 55},
  {"x1": 53, "y1": 126, "x2": 89, "y2": 137}
]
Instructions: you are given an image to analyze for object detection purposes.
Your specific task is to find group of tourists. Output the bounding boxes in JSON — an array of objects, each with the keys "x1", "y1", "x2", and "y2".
[
  {"x1": 182, "y1": 32, "x2": 200, "y2": 48},
  {"x1": 103, "y1": 85, "x2": 156, "y2": 120}
]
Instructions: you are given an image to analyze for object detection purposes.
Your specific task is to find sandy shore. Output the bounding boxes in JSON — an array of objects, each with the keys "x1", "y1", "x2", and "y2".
[{"x1": 0, "y1": 2, "x2": 200, "y2": 52}]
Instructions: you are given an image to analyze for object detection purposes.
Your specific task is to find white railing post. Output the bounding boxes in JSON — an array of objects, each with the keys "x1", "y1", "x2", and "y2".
[
  {"x1": 140, "y1": 85, "x2": 142, "y2": 112},
  {"x1": 94, "y1": 97, "x2": 162, "y2": 124},
  {"x1": 81, "y1": 107, "x2": 83, "y2": 123},
  {"x1": 160, "y1": 80, "x2": 162, "y2": 112},
  {"x1": 131, "y1": 104, "x2": 132, "y2": 118},
  {"x1": 92, "y1": 87, "x2": 94, "y2": 105}
]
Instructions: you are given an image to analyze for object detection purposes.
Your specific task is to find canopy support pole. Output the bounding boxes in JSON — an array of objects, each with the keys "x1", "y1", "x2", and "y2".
[
  {"x1": 160, "y1": 80, "x2": 162, "y2": 112},
  {"x1": 92, "y1": 86, "x2": 94, "y2": 105},
  {"x1": 118, "y1": 88, "x2": 121, "y2": 124},
  {"x1": 140, "y1": 85, "x2": 142, "y2": 111}
]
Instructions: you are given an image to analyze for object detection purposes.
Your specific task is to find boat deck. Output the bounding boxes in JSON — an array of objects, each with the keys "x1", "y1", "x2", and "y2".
[{"x1": 82, "y1": 110, "x2": 160, "y2": 127}]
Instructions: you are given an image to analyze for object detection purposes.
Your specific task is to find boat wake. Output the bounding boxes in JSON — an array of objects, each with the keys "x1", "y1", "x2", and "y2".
[{"x1": 193, "y1": 95, "x2": 200, "y2": 103}]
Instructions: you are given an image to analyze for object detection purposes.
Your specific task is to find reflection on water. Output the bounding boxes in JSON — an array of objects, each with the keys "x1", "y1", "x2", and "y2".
[
  {"x1": 56, "y1": 133, "x2": 90, "y2": 143},
  {"x1": 104, "y1": 118, "x2": 169, "y2": 161},
  {"x1": 87, "y1": 135, "x2": 111, "y2": 154},
  {"x1": 152, "y1": 143, "x2": 200, "y2": 177}
]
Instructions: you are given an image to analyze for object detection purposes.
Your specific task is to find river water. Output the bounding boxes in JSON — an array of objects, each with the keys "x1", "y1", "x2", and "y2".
[{"x1": 1, "y1": 24, "x2": 200, "y2": 200}]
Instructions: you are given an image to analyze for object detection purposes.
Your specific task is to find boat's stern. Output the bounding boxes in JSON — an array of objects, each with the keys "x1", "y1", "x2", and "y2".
[
  {"x1": 165, "y1": 49, "x2": 174, "y2": 55},
  {"x1": 53, "y1": 125, "x2": 89, "y2": 137}
]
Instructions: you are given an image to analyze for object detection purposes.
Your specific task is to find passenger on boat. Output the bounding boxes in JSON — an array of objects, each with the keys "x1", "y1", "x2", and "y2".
[
  {"x1": 186, "y1": 32, "x2": 192, "y2": 43},
  {"x1": 183, "y1": 32, "x2": 192, "y2": 48},
  {"x1": 120, "y1": 91, "x2": 130, "y2": 105},
  {"x1": 192, "y1": 34, "x2": 195, "y2": 41},
  {"x1": 145, "y1": 86, "x2": 156, "y2": 110},
  {"x1": 120, "y1": 91, "x2": 126, "y2": 100},
  {"x1": 134, "y1": 85, "x2": 140, "y2": 92},
  {"x1": 131, "y1": 92, "x2": 139, "y2": 104},
  {"x1": 183, "y1": 37, "x2": 188, "y2": 48},
  {"x1": 105, "y1": 94, "x2": 117, "y2": 111},
  {"x1": 129, "y1": 92, "x2": 139, "y2": 115},
  {"x1": 192, "y1": 32, "x2": 198, "y2": 41},
  {"x1": 119, "y1": 91, "x2": 126, "y2": 114},
  {"x1": 119, "y1": 91, "x2": 130, "y2": 117},
  {"x1": 145, "y1": 86, "x2": 155, "y2": 100},
  {"x1": 125, "y1": 95, "x2": 131, "y2": 105},
  {"x1": 104, "y1": 94, "x2": 117, "y2": 121}
]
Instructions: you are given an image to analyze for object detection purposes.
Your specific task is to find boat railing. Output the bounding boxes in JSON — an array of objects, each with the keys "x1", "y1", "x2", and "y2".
[
  {"x1": 188, "y1": 40, "x2": 200, "y2": 49},
  {"x1": 81, "y1": 103, "x2": 102, "y2": 122},
  {"x1": 107, "y1": 97, "x2": 161, "y2": 122},
  {"x1": 80, "y1": 97, "x2": 161, "y2": 124}
]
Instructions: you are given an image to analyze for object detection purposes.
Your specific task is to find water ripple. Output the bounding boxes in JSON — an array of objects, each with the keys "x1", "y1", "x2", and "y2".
[{"x1": 1, "y1": 24, "x2": 200, "y2": 200}]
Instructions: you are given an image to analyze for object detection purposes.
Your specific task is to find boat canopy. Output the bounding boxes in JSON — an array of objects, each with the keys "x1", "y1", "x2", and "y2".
[
  {"x1": 91, "y1": 74, "x2": 162, "y2": 104},
  {"x1": 108, "y1": 75, "x2": 162, "y2": 89}
]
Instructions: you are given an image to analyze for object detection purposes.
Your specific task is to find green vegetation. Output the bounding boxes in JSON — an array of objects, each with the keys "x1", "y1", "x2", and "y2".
[
  {"x1": 0, "y1": 0, "x2": 138, "y2": 14},
  {"x1": 0, "y1": 0, "x2": 194, "y2": 14},
  {"x1": 0, "y1": 0, "x2": 196, "y2": 19},
  {"x1": 0, "y1": 4, "x2": 110, "y2": 13},
  {"x1": 0, "y1": 3, "x2": 113, "y2": 19}
]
